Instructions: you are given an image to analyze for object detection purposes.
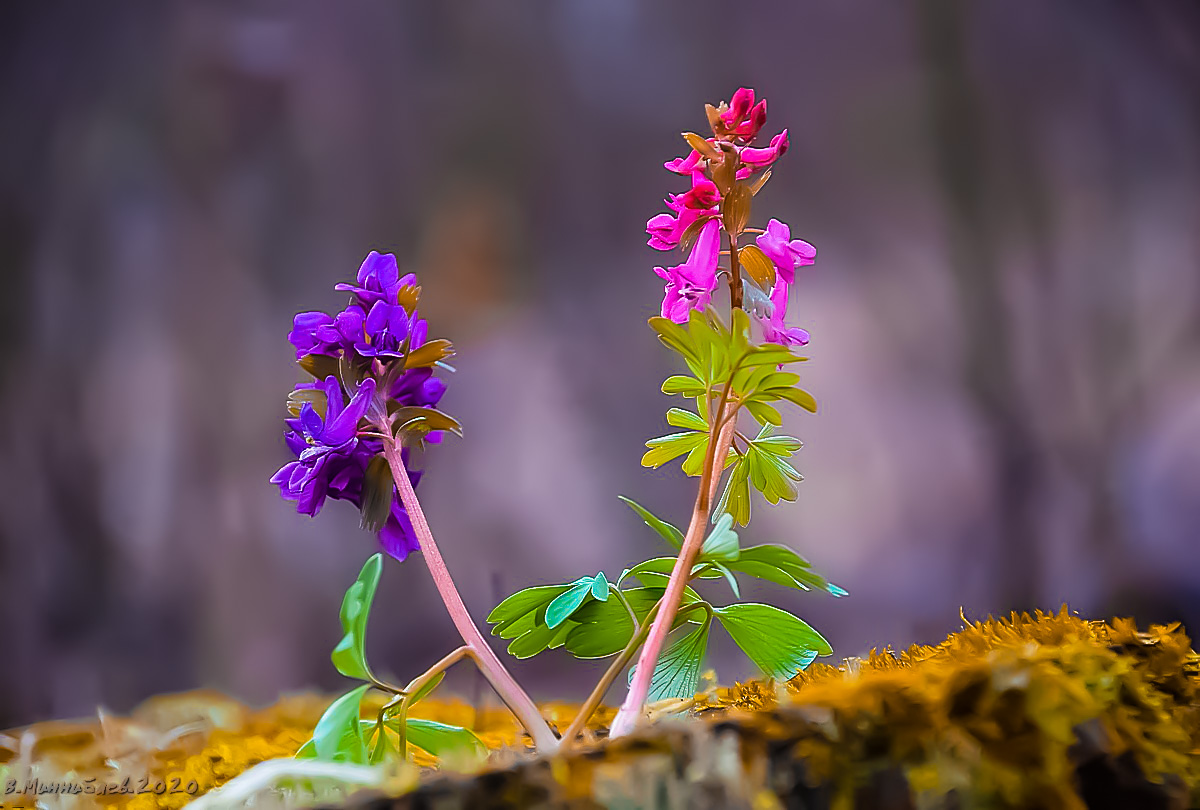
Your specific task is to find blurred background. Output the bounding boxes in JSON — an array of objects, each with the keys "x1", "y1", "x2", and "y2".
[{"x1": 1, "y1": 0, "x2": 1199, "y2": 729}]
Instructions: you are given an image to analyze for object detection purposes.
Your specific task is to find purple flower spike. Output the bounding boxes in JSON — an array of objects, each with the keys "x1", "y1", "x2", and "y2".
[
  {"x1": 271, "y1": 376, "x2": 377, "y2": 517},
  {"x1": 355, "y1": 300, "x2": 410, "y2": 358},
  {"x1": 335, "y1": 250, "x2": 405, "y2": 307}
]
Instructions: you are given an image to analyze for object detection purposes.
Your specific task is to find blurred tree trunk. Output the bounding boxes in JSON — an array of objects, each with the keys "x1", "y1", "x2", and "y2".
[{"x1": 916, "y1": 0, "x2": 1042, "y2": 611}]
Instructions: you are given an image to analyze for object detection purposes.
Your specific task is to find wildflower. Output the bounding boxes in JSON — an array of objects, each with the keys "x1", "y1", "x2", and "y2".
[
  {"x1": 755, "y1": 218, "x2": 816, "y2": 285},
  {"x1": 334, "y1": 250, "x2": 416, "y2": 308},
  {"x1": 655, "y1": 219, "x2": 721, "y2": 322},
  {"x1": 757, "y1": 279, "x2": 810, "y2": 347},
  {"x1": 271, "y1": 376, "x2": 377, "y2": 517},
  {"x1": 354, "y1": 301, "x2": 410, "y2": 358},
  {"x1": 740, "y1": 130, "x2": 789, "y2": 170},
  {"x1": 720, "y1": 88, "x2": 768, "y2": 140}
]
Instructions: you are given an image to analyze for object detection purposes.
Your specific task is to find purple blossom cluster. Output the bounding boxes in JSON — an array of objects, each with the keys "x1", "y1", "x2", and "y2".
[
  {"x1": 646, "y1": 88, "x2": 816, "y2": 346},
  {"x1": 272, "y1": 251, "x2": 449, "y2": 560}
]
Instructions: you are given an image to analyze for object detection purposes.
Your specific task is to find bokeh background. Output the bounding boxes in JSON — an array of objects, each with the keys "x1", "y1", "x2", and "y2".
[{"x1": 2, "y1": 0, "x2": 1199, "y2": 729}]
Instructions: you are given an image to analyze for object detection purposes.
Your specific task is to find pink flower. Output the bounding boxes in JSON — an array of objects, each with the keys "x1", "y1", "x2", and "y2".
[
  {"x1": 740, "y1": 129, "x2": 789, "y2": 169},
  {"x1": 654, "y1": 219, "x2": 722, "y2": 323},
  {"x1": 755, "y1": 218, "x2": 815, "y2": 285},
  {"x1": 646, "y1": 207, "x2": 710, "y2": 251},
  {"x1": 721, "y1": 88, "x2": 768, "y2": 140},
  {"x1": 758, "y1": 279, "x2": 810, "y2": 347},
  {"x1": 673, "y1": 178, "x2": 720, "y2": 210},
  {"x1": 664, "y1": 150, "x2": 703, "y2": 177}
]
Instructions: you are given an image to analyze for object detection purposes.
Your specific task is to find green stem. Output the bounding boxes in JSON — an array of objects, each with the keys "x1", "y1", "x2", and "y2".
[{"x1": 393, "y1": 645, "x2": 474, "y2": 757}]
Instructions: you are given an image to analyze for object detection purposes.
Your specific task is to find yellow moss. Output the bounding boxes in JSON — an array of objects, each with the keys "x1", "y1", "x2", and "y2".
[{"x1": 3, "y1": 609, "x2": 1197, "y2": 807}]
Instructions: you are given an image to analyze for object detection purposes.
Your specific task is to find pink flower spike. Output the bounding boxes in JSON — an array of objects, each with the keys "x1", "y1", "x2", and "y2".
[
  {"x1": 755, "y1": 218, "x2": 816, "y2": 285},
  {"x1": 655, "y1": 219, "x2": 721, "y2": 323},
  {"x1": 646, "y1": 206, "x2": 709, "y2": 251},
  {"x1": 740, "y1": 129, "x2": 789, "y2": 169},
  {"x1": 677, "y1": 178, "x2": 720, "y2": 210},
  {"x1": 721, "y1": 88, "x2": 756, "y2": 129}
]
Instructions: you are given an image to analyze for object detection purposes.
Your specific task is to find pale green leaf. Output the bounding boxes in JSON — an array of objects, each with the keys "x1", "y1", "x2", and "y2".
[{"x1": 714, "y1": 603, "x2": 832, "y2": 680}]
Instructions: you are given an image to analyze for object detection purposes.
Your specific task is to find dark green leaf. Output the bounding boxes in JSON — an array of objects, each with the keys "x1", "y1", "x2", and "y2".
[
  {"x1": 358, "y1": 456, "x2": 394, "y2": 534},
  {"x1": 331, "y1": 554, "x2": 383, "y2": 680},
  {"x1": 714, "y1": 457, "x2": 752, "y2": 527},
  {"x1": 298, "y1": 353, "x2": 340, "y2": 383},
  {"x1": 507, "y1": 620, "x2": 576, "y2": 659},
  {"x1": 777, "y1": 386, "x2": 818, "y2": 413},
  {"x1": 714, "y1": 603, "x2": 832, "y2": 680},
  {"x1": 392, "y1": 407, "x2": 464, "y2": 438},
  {"x1": 731, "y1": 545, "x2": 847, "y2": 597},
  {"x1": 619, "y1": 496, "x2": 685, "y2": 550}
]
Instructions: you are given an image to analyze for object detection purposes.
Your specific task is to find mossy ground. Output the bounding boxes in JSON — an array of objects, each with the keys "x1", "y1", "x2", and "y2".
[{"x1": 2, "y1": 609, "x2": 1196, "y2": 808}]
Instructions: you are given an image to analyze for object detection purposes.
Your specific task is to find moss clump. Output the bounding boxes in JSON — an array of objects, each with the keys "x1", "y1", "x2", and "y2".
[{"x1": 4, "y1": 610, "x2": 1197, "y2": 808}]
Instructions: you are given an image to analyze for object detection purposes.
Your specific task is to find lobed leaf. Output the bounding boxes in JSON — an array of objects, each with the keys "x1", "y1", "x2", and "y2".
[
  {"x1": 714, "y1": 603, "x2": 832, "y2": 680},
  {"x1": 619, "y1": 496, "x2": 685, "y2": 550}
]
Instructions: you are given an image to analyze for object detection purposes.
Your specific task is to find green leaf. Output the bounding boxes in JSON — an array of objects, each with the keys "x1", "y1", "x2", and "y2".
[
  {"x1": 729, "y1": 545, "x2": 847, "y2": 597},
  {"x1": 507, "y1": 620, "x2": 576, "y2": 659},
  {"x1": 777, "y1": 386, "x2": 818, "y2": 413},
  {"x1": 662, "y1": 376, "x2": 707, "y2": 398},
  {"x1": 699, "y1": 513, "x2": 740, "y2": 562},
  {"x1": 331, "y1": 554, "x2": 383, "y2": 680},
  {"x1": 714, "y1": 457, "x2": 752, "y2": 526},
  {"x1": 312, "y1": 684, "x2": 371, "y2": 763},
  {"x1": 545, "y1": 579, "x2": 594, "y2": 628},
  {"x1": 744, "y1": 400, "x2": 783, "y2": 427},
  {"x1": 407, "y1": 670, "x2": 445, "y2": 706},
  {"x1": 666, "y1": 408, "x2": 708, "y2": 431},
  {"x1": 391, "y1": 406, "x2": 464, "y2": 438},
  {"x1": 649, "y1": 317, "x2": 701, "y2": 367},
  {"x1": 641, "y1": 618, "x2": 712, "y2": 702},
  {"x1": 405, "y1": 719, "x2": 488, "y2": 761},
  {"x1": 642, "y1": 431, "x2": 707, "y2": 469},
  {"x1": 487, "y1": 584, "x2": 573, "y2": 632},
  {"x1": 619, "y1": 496, "x2": 685, "y2": 550},
  {"x1": 294, "y1": 739, "x2": 318, "y2": 759},
  {"x1": 714, "y1": 604, "x2": 832, "y2": 680},
  {"x1": 710, "y1": 562, "x2": 741, "y2": 599},
  {"x1": 626, "y1": 557, "x2": 679, "y2": 582}
]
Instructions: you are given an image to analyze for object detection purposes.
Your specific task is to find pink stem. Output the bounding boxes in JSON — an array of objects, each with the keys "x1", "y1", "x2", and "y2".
[
  {"x1": 380, "y1": 436, "x2": 559, "y2": 753},
  {"x1": 609, "y1": 409, "x2": 737, "y2": 737}
]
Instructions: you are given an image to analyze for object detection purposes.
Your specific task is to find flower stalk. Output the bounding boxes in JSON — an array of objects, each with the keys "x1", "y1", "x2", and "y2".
[{"x1": 380, "y1": 434, "x2": 560, "y2": 753}]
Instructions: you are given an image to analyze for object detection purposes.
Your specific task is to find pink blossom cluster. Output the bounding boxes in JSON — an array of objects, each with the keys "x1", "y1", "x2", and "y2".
[{"x1": 646, "y1": 88, "x2": 815, "y2": 346}]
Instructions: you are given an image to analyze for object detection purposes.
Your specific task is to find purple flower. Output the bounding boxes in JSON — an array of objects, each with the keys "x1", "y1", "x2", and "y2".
[
  {"x1": 287, "y1": 305, "x2": 370, "y2": 360},
  {"x1": 354, "y1": 300, "x2": 410, "y2": 358},
  {"x1": 654, "y1": 219, "x2": 721, "y2": 323},
  {"x1": 271, "y1": 376, "x2": 377, "y2": 517},
  {"x1": 755, "y1": 218, "x2": 816, "y2": 285},
  {"x1": 334, "y1": 251, "x2": 416, "y2": 307},
  {"x1": 757, "y1": 279, "x2": 810, "y2": 347}
]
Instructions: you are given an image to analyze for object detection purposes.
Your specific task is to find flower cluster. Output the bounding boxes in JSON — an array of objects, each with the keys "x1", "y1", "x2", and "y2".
[
  {"x1": 272, "y1": 251, "x2": 453, "y2": 560},
  {"x1": 647, "y1": 88, "x2": 815, "y2": 346}
]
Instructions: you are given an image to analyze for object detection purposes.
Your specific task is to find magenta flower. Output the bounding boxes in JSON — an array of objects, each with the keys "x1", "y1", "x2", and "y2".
[
  {"x1": 664, "y1": 150, "x2": 702, "y2": 177},
  {"x1": 757, "y1": 279, "x2": 810, "y2": 347},
  {"x1": 720, "y1": 88, "x2": 768, "y2": 140},
  {"x1": 654, "y1": 219, "x2": 721, "y2": 323},
  {"x1": 740, "y1": 130, "x2": 789, "y2": 169},
  {"x1": 755, "y1": 218, "x2": 816, "y2": 285}
]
